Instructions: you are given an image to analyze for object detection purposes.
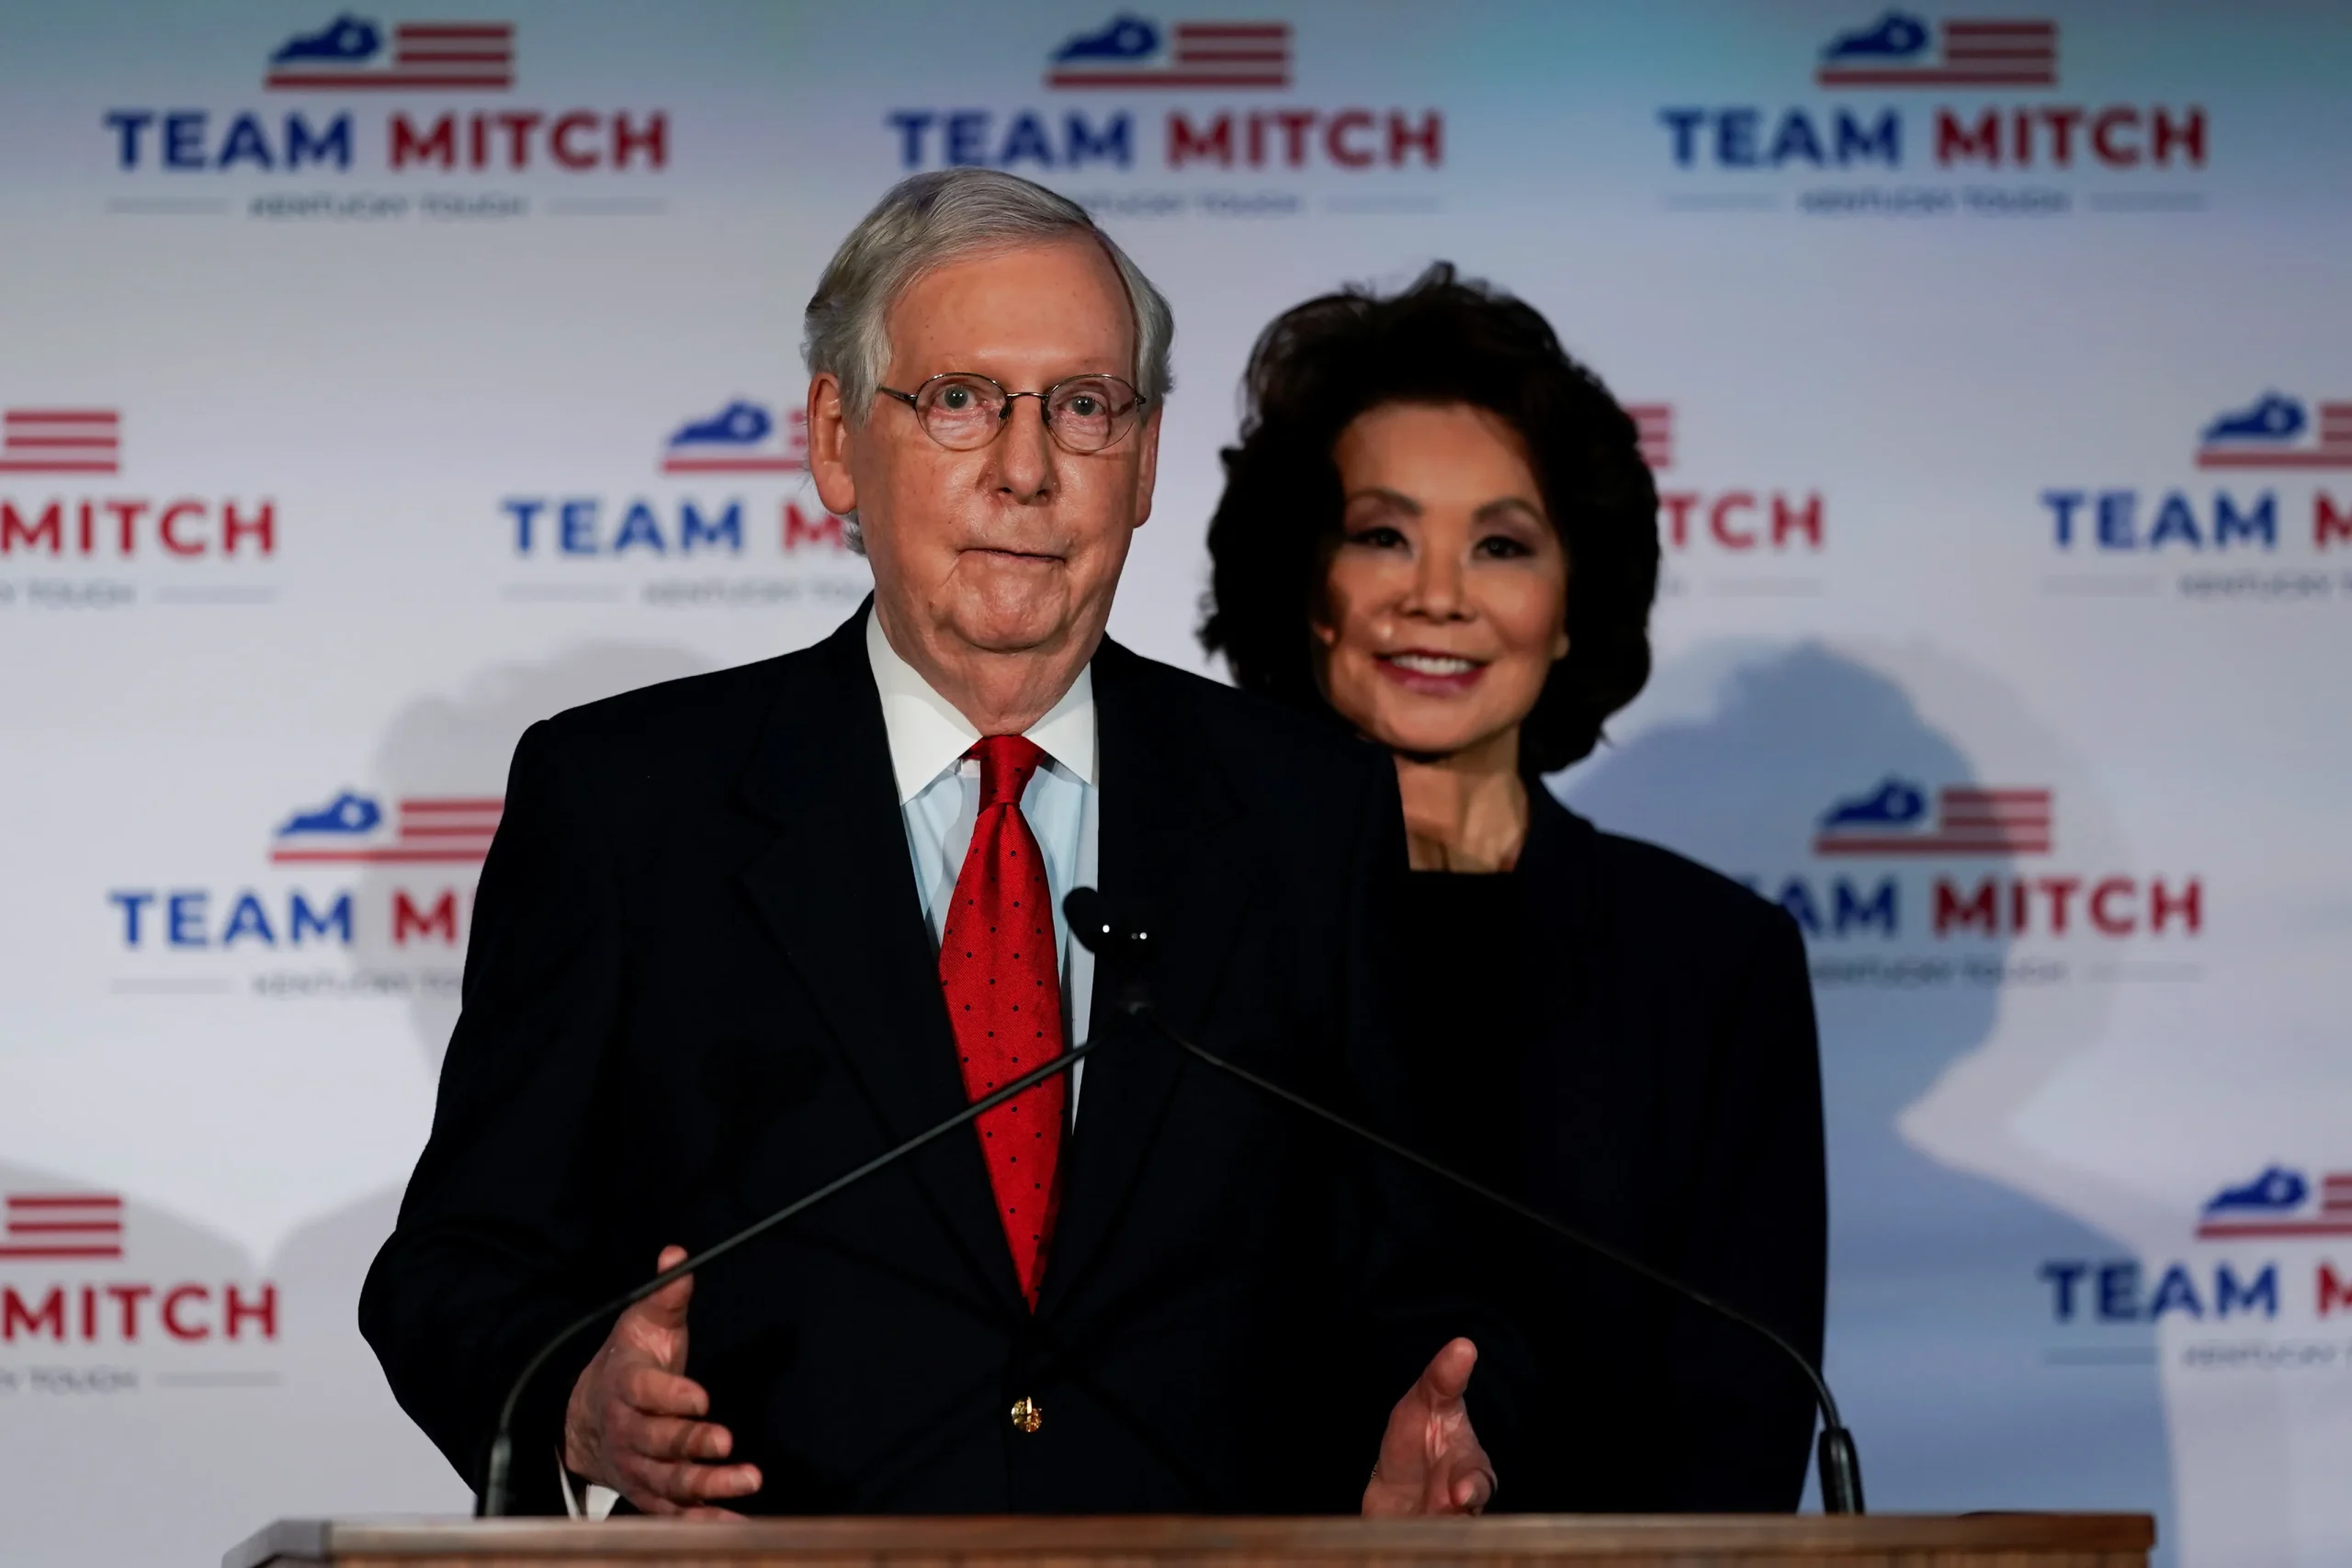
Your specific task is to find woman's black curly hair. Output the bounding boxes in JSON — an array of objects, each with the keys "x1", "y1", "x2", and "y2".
[{"x1": 1199, "y1": 263, "x2": 1659, "y2": 774}]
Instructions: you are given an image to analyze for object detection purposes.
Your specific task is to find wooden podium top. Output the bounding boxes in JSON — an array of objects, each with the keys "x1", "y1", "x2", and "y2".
[{"x1": 229, "y1": 1513, "x2": 2156, "y2": 1568}]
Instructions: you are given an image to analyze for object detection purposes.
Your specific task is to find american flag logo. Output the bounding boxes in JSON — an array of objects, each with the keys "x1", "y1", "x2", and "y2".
[
  {"x1": 1815, "y1": 14, "x2": 2057, "y2": 89},
  {"x1": 1047, "y1": 16, "x2": 1292, "y2": 90},
  {"x1": 1815, "y1": 778, "x2": 2053, "y2": 857},
  {"x1": 662, "y1": 400, "x2": 808, "y2": 476},
  {"x1": 0, "y1": 409, "x2": 120, "y2": 476},
  {"x1": 270, "y1": 791, "x2": 503, "y2": 864},
  {"x1": 0, "y1": 1192, "x2": 123, "y2": 1262},
  {"x1": 2197, "y1": 1167, "x2": 2352, "y2": 1240},
  {"x1": 2195, "y1": 393, "x2": 2352, "y2": 471},
  {"x1": 1625, "y1": 403, "x2": 1674, "y2": 472},
  {"x1": 266, "y1": 17, "x2": 514, "y2": 92}
]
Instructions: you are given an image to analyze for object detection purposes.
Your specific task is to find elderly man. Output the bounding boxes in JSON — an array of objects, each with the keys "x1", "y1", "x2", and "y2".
[{"x1": 361, "y1": 169, "x2": 1510, "y2": 1519}]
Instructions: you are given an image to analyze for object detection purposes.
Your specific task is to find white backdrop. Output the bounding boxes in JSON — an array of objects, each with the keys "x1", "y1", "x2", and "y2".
[{"x1": 2, "y1": 4, "x2": 2347, "y2": 1564}]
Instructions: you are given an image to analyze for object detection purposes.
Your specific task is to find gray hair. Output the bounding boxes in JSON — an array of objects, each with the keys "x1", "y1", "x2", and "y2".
[{"x1": 804, "y1": 169, "x2": 1175, "y2": 424}]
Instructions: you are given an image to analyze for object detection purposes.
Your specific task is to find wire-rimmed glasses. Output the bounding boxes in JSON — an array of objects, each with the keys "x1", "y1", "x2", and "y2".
[{"x1": 876, "y1": 372, "x2": 1148, "y2": 454}]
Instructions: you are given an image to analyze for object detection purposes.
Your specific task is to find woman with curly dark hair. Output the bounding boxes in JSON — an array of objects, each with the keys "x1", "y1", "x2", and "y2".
[{"x1": 1201, "y1": 265, "x2": 1827, "y2": 1512}]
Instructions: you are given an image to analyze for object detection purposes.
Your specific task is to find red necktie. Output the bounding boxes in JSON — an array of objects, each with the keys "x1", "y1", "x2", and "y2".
[{"x1": 938, "y1": 734, "x2": 1067, "y2": 1307}]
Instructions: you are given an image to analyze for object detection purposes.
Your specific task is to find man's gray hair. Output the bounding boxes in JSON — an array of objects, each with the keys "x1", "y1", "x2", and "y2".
[{"x1": 804, "y1": 169, "x2": 1175, "y2": 423}]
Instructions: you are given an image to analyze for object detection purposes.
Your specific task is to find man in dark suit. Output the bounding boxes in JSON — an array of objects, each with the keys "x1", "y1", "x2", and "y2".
[{"x1": 360, "y1": 169, "x2": 1510, "y2": 1519}]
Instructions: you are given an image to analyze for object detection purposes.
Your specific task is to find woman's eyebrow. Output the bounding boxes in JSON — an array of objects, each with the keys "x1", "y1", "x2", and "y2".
[
  {"x1": 1472, "y1": 495, "x2": 1547, "y2": 525},
  {"x1": 1342, "y1": 486, "x2": 1423, "y2": 514}
]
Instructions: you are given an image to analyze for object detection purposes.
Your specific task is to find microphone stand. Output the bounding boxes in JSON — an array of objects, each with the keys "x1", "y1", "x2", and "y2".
[
  {"x1": 476, "y1": 1032, "x2": 1113, "y2": 1517},
  {"x1": 1065, "y1": 888, "x2": 1865, "y2": 1515}
]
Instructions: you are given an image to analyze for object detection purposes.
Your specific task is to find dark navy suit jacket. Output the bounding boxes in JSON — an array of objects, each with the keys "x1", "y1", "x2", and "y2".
[
  {"x1": 360, "y1": 607, "x2": 1515, "y2": 1515},
  {"x1": 1448, "y1": 789, "x2": 1826, "y2": 1512}
]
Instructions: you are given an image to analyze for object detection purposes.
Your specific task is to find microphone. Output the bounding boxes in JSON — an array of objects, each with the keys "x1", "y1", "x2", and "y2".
[
  {"x1": 475, "y1": 1024, "x2": 1114, "y2": 1517},
  {"x1": 1063, "y1": 886, "x2": 1866, "y2": 1515}
]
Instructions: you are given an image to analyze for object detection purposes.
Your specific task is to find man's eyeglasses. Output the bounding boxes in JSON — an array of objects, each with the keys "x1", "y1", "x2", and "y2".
[{"x1": 876, "y1": 372, "x2": 1148, "y2": 455}]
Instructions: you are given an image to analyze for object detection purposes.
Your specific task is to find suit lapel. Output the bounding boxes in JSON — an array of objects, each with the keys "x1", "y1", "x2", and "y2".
[
  {"x1": 1517, "y1": 788, "x2": 1601, "y2": 1037},
  {"x1": 1516, "y1": 789, "x2": 1615, "y2": 1224},
  {"x1": 732, "y1": 608, "x2": 1023, "y2": 1312},
  {"x1": 1036, "y1": 639, "x2": 1252, "y2": 1315}
]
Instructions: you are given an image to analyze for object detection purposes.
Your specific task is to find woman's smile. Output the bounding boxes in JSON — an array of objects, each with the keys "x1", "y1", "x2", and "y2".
[{"x1": 1377, "y1": 649, "x2": 1490, "y2": 694}]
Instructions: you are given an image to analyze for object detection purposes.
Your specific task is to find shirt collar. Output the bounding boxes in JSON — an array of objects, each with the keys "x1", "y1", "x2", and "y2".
[{"x1": 865, "y1": 605, "x2": 1098, "y2": 805}]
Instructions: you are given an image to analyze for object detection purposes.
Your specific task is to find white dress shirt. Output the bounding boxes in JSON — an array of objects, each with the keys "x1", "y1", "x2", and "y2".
[
  {"x1": 865, "y1": 606, "x2": 1099, "y2": 1108},
  {"x1": 563, "y1": 610, "x2": 1100, "y2": 1519}
]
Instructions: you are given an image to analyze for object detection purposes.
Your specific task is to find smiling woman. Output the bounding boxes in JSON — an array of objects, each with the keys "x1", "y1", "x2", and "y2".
[
  {"x1": 1200, "y1": 265, "x2": 1829, "y2": 1514},
  {"x1": 1202, "y1": 265, "x2": 1658, "y2": 851},
  {"x1": 1317, "y1": 400, "x2": 1573, "y2": 870}
]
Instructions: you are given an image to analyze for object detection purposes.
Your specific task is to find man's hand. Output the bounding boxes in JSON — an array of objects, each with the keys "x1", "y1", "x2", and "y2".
[
  {"x1": 562, "y1": 1246, "x2": 762, "y2": 1517},
  {"x1": 1362, "y1": 1337, "x2": 1497, "y2": 1517}
]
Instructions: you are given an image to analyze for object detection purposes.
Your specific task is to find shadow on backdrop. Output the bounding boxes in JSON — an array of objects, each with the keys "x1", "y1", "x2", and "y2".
[
  {"x1": 274, "y1": 642, "x2": 718, "y2": 1490},
  {"x1": 1555, "y1": 641, "x2": 2174, "y2": 1556},
  {"x1": 0, "y1": 644, "x2": 713, "y2": 1555}
]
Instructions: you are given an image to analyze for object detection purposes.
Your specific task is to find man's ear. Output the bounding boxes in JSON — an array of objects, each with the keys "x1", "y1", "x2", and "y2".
[
  {"x1": 807, "y1": 373, "x2": 859, "y2": 516},
  {"x1": 1129, "y1": 406, "x2": 1163, "y2": 529}
]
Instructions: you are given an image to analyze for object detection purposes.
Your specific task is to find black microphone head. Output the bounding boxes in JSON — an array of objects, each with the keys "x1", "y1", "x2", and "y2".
[
  {"x1": 1065, "y1": 887, "x2": 1150, "y2": 1003},
  {"x1": 1065, "y1": 886, "x2": 1110, "y2": 952}
]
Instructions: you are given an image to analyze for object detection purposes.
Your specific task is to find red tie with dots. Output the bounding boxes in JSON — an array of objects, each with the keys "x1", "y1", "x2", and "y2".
[{"x1": 939, "y1": 734, "x2": 1067, "y2": 1308}]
